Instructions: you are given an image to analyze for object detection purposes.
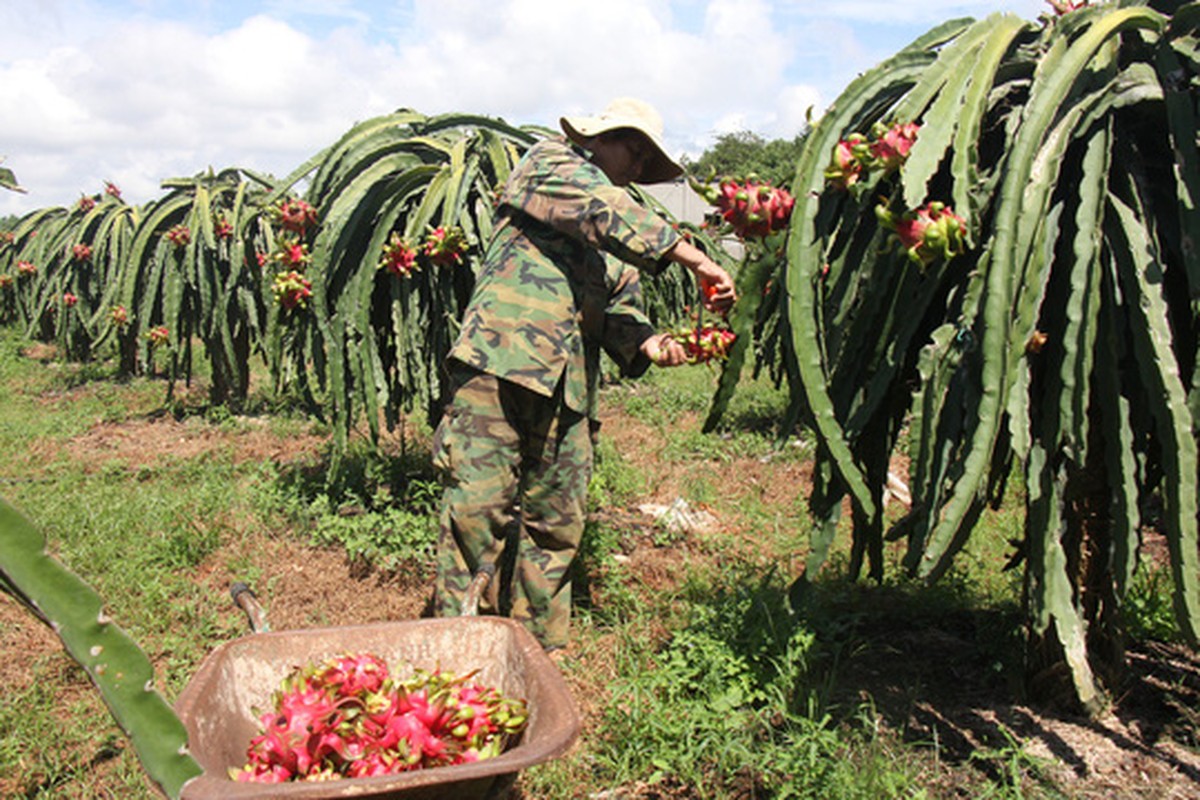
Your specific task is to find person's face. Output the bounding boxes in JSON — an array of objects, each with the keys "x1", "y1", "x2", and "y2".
[{"x1": 590, "y1": 129, "x2": 654, "y2": 186}]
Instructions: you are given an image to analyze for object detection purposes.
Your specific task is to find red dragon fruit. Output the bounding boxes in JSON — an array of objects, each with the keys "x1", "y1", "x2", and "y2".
[
  {"x1": 869, "y1": 121, "x2": 920, "y2": 173},
  {"x1": 232, "y1": 654, "x2": 529, "y2": 784},
  {"x1": 826, "y1": 122, "x2": 920, "y2": 190},
  {"x1": 825, "y1": 132, "x2": 871, "y2": 190},
  {"x1": 63, "y1": 292, "x2": 78, "y2": 308},
  {"x1": 17, "y1": 260, "x2": 36, "y2": 277},
  {"x1": 876, "y1": 200, "x2": 968, "y2": 266},
  {"x1": 270, "y1": 238, "x2": 310, "y2": 270},
  {"x1": 165, "y1": 224, "x2": 191, "y2": 249},
  {"x1": 272, "y1": 271, "x2": 313, "y2": 310},
  {"x1": 110, "y1": 305, "x2": 128, "y2": 326},
  {"x1": 146, "y1": 325, "x2": 169, "y2": 348},
  {"x1": 422, "y1": 225, "x2": 469, "y2": 267},
  {"x1": 72, "y1": 243, "x2": 92, "y2": 262},
  {"x1": 273, "y1": 198, "x2": 319, "y2": 235},
  {"x1": 380, "y1": 233, "x2": 419, "y2": 278},
  {"x1": 667, "y1": 324, "x2": 737, "y2": 364}
]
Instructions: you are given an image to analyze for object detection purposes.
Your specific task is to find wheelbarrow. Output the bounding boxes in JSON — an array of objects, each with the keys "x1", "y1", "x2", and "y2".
[{"x1": 174, "y1": 572, "x2": 580, "y2": 799}]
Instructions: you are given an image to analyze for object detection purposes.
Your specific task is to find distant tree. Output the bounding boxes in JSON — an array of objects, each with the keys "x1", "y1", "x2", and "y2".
[{"x1": 682, "y1": 130, "x2": 808, "y2": 187}]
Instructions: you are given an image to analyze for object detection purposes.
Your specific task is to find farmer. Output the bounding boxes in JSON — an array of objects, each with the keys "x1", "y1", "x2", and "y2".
[{"x1": 432, "y1": 97, "x2": 735, "y2": 650}]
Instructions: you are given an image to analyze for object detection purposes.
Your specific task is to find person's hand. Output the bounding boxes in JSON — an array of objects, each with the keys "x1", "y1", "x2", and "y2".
[
  {"x1": 665, "y1": 239, "x2": 737, "y2": 314},
  {"x1": 641, "y1": 333, "x2": 688, "y2": 367},
  {"x1": 694, "y1": 260, "x2": 735, "y2": 314}
]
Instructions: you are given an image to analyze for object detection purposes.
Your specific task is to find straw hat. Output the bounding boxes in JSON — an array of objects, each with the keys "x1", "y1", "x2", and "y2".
[{"x1": 560, "y1": 97, "x2": 683, "y2": 184}]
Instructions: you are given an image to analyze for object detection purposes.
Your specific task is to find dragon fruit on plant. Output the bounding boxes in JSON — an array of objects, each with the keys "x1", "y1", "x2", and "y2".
[
  {"x1": 165, "y1": 224, "x2": 191, "y2": 249},
  {"x1": 273, "y1": 198, "x2": 319, "y2": 235},
  {"x1": 272, "y1": 271, "x2": 313, "y2": 310},
  {"x1": 825, "y1": 121, "x2": 920, "y2": 191},
  {"x1": 691, "y1": 177, "x2": 794, "y2": 240},
  {"x1": 380, "y1": 233, "x2": 419, "y2": 278},
  {"x1": 422, "y1": 225, "x2": 469, "y2": 267},
  {"x1": 876, "y1": 200, "x2": 968, "y2": 266},
  {"x1": 146, "y1": 325, "x2": 169, "y2": 348}
]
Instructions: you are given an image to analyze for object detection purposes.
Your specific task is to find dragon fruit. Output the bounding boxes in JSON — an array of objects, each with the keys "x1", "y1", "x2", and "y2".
[
  {"x1": 667, "y1": 324, "x2": 737, "y2": 364},
  {"x1": 825, "y1": 121, "x2": 921, "y2": 191},
  {"x1": 272, "y1": 271, "x2": 313, "y2": 310},
  {"x1": 380, "y1": 233, "x2": 419, "y2": 278},
  {"x1": 422, "y1": 225, "x2": 469, "y2": 267},
  {"x1": 72, "y1": 243, "x2": 92, "y2": 262},
  {"x1": 273, "y1": 198, "x2": 319, "y2": 235},
  {"x1": 876, "y1": 200, "x2": 968, "y2": 266},
  {"x1": 165, "y1": 224, "x2": 191, "y2": 249},
  {"x1": 231, "y1": 653, "x2": 528, "y2": 784},
  {"x1": 146, "y1": 325, "x2": 169, "y2": 348},
  {"x1": 691, "y1": 177, "x2": 794, "y2": 240}
]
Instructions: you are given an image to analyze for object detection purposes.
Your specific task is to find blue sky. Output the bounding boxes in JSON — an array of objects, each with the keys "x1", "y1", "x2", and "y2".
[{"x1": 1, "y1": 0, "x2": 1047, "y2": 214}]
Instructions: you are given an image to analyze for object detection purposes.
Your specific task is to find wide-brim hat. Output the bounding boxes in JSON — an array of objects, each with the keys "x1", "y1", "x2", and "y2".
[{"x1": 560, "y1": 97, "x2": 684, "y2": 184}]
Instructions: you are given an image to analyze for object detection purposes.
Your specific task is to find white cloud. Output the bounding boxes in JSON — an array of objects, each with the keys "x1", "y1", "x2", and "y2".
[{"x1": 0, "y1": 0, "x2": 1047, "y2": 216}]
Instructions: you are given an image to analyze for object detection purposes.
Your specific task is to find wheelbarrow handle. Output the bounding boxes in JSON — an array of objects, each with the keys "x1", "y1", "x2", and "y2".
[
  {"x1": 461, "y1": 563, "x2": 495, "y2": 618},
  {"x1": 230, "y1": 582, "x2": 271, "y2": 634}
]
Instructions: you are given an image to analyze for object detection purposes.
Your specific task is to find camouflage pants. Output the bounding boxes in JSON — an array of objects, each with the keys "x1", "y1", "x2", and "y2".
[{"x1": 432, "y1": 362, "x2": 592, "y2": 649}]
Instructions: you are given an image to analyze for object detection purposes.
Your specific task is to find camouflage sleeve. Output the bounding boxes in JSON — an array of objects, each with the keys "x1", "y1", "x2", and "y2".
[
  {"x1": 503, "y1": 139, "x2": 682, "y2": 275},
  {"x1": 601, "y1": 259, "x2": 655, "y2": 378}
]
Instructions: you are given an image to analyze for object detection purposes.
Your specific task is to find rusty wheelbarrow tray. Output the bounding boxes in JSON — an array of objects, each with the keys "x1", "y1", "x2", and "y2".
[{"x1": 174, "y1": 584, "x2": 580, "y2": 799}]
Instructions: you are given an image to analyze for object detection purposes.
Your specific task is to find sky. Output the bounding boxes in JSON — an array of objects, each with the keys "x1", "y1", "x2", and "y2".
[{"x1": 0, "y1": 0, "x2": 1049, "y2": 216}]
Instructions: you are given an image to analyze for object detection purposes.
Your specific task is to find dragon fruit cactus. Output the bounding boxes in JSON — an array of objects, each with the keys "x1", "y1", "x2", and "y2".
[
  {"x1": 232, "y1": 653, "x2": 529, "y2": 784},
  {"x1": 876, "y1": 200, "x2": 968, "y2": 267},
  {"x1": 422, "y1": 225, "x2": 469, "y2": 267},
  {"x1": 379, "y1": 233, "x2": 419, "y2": 278}
]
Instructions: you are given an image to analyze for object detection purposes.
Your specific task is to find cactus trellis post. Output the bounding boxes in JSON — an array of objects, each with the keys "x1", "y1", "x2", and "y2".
[{"x1": 781, "y1": 0, "x2": 1200, "y2": 714}]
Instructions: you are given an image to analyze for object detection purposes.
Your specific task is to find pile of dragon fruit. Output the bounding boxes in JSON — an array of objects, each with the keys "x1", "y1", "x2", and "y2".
[{"x1": 231, "y1": 652, "x2": 528, "y2": 783}]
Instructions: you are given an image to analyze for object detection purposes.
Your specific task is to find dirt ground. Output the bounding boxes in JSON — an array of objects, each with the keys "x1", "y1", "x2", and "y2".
[{"x1": 3, "y1": 384, "x2": 1200, "y2": 799}]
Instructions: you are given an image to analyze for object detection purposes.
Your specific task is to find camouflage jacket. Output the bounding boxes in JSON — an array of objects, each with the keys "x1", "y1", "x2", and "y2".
[{"x1": 449, "y1": 137, "x2": 682, "y2": 418}]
